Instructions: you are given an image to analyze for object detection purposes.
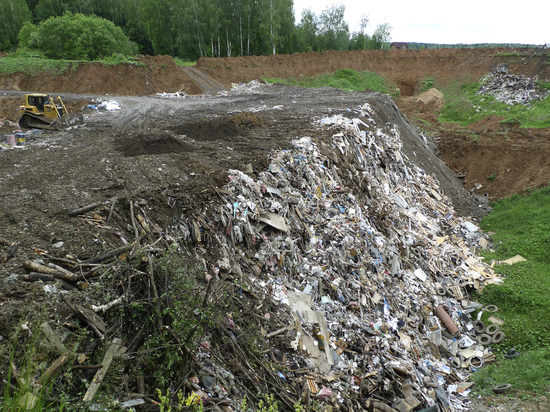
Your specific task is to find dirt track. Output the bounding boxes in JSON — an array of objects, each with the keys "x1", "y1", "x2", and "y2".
[{"x1": 0, "y1": 85, "x2": 487, "y2": 266}]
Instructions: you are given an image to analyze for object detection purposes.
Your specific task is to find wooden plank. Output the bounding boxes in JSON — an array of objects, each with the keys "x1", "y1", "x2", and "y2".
[
  {"x1": 83, "y1": 338, "x2": 122, "y2": 402},
  {"x1": 37, "y1": 352, "x2": 70, "y2": 386}
]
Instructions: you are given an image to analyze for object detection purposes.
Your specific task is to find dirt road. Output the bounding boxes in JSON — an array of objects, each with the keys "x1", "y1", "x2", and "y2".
[{"x1": 1, "y1": 85, "x2": 488, "y2": 267}]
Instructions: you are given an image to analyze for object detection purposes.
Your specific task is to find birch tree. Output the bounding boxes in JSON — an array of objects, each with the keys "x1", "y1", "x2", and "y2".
[{"x1": 0, "y1": 0, "x2": 32, "y2": 50}]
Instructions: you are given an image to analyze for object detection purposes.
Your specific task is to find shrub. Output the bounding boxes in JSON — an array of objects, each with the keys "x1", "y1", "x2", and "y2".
[{"x1": 18, "y1": 12, "x2": 137, "y2": 61}]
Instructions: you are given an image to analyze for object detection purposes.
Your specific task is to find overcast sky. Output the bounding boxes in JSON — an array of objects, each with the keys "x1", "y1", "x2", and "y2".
[{"x1": 293, "y1": 0, "x2": 548, "y2": 45}]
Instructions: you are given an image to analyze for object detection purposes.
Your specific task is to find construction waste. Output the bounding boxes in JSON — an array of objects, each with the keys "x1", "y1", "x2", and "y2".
[
  {"x1": 478, "y1": 65, "x2": 550, "y2": 105},
  {"x1": 166, "y1": 102, "x2": 503, "y2": 411},
  {"x1": 8, "y1": 92, "x2": 504, "y2": 412}
]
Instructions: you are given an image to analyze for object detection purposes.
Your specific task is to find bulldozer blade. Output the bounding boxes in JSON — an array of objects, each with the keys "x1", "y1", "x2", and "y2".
[{"x1": 19, "y1": 113, "x2": 60, "y2": 131}]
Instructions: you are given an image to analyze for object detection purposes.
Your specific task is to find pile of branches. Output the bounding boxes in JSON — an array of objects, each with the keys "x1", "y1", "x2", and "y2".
[{"x1": 2, "y1": 196, "x2": 303, "y2": 411}]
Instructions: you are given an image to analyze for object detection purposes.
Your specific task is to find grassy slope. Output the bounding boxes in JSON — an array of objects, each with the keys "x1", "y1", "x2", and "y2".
[
  {"x1": 438, "y1": 79, "x2": 550, "y2": 128},
  {"x1": 472, "y1": 187, "x2": 550, "y2": 395},
  {"x1": 0, "y1": 53, "x2": 145, "y2": 76},
  {"x1": 264, "y1": 68, "x2": 399, "y2": 96}
]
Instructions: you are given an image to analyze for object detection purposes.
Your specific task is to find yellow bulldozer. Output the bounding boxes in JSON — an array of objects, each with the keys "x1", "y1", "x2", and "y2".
[{"x1": 18, "y1": 94, "x2": 69, "y2": 130}]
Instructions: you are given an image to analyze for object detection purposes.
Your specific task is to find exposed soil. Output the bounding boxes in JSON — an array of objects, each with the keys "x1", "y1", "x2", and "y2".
[
  {"x1": 396, "y1": 94, "x2": 550, "y2": 200},
  {"x1": 1, "y1": 49, "x2": 549, "y2": 410},
  {"x1": 2, "y1": 48, "x2": 549, "y2": 201}
]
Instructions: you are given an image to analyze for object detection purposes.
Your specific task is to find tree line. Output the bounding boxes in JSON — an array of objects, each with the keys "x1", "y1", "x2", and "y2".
[{"x1": 0, "y1": 0, "x2": 393, "y2": 60}]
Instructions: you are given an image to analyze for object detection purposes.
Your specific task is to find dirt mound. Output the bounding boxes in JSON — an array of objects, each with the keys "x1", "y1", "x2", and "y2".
[
  {"x1": 469, "y1": 115, "x2": 507, "y2": 132},
  {"x1": 415, "y1": 87, "x2": 445, "y2": 111},
  {"x1": 230, "y1": 112, "x2": 264, "y2": 129},
  {"x1": 115, "y1": 133, "x2": 194, "y2": 157},
  {"x1": 173, "y1": 117, "x2": 247, "y2": 141},
  {"x1": 0, "y1": 54, "x2": 200, "y2": 96}
]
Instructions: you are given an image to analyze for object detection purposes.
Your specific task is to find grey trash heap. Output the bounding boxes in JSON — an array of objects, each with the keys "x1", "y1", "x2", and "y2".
[
  {"x1": 175, "y1": 103, "x2": 504, "y2": 412},
  {"x1": 478, "y1": 65, "x2": 550, "y2": 105}
]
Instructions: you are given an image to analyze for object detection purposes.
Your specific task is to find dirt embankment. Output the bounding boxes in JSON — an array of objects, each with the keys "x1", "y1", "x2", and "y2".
[
  {"x1": 1, "y1": 48, "x2": 549, "y2": 97},
  {"x1": 197, "y1": 48, "x2": 550, "y2": 96},
  {"x1": 1, "y1": 48, "x2": 550, "y2": 201},
  {"x1": 0, "y1": 55, "x2": 203, "y2": 96}
]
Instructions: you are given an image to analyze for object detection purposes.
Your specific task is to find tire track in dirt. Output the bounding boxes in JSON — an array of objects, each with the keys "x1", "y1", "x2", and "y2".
[{"x1": 181, "y1": 67, "x2": 227, "y2": 94}]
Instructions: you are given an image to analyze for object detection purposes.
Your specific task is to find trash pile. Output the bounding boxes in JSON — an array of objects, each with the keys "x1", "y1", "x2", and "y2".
[
  {"x1": 85, "y1": 99, "x2": 122, "y2": 111},
  {"x1": 478, "y1": 65, "x2": 550, "y2": 105},
  {"x1": 155, "y1": 91, "x2": 188, "y2": 99},
  {"x1": 3, "y1": 96, "x2": 506, "y2": 411},
  {"x1": 228, "y1": 79, "x2": 271, "y2": 95},
  {"x1": 166, "y1": 103, "x2": 504, "y2": 411}
]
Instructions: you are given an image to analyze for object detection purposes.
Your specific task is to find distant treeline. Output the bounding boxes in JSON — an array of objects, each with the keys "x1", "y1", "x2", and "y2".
[
  {"x1": 406, "y1": 43, "x2": 542, "y2": 50},
  {"x1": 0, "y1": 0, "x2": 543, "y2": 60}
]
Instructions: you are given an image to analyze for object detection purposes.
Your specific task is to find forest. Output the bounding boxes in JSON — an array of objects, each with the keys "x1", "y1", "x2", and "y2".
[
  {"x1": 0, "y1": 0, "x2": 540, "y2": 60},
  {"x1": 0, "y1": 0, "x2": 392, "y2": 59}
]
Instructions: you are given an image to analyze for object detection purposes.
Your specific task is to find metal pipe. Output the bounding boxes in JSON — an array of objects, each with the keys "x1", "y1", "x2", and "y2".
[{"x1": 435, "y1": 305, "x2": 459, "y2": 335}]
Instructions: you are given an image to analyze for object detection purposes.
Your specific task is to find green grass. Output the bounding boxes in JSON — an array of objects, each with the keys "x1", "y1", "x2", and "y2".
[
  {"x1": 99, "y1": 54, "x2": 145, "y2": 67},
  {"x1": 421, "y1": 75, "x2": 435, "y2": 91},
  {"x1": 0, "y1": 52, "x2": 144, "y2": 76},
  {"x1": 264, "y1": 68, "x2": 399, "y2": 96},
  {"x1": 173, "y1": 58, "x2": 196, "y2": 66},
  {"x1": 0, "y1": 57, "x2": 77, "y2": 76},
  {"x1": 438, "y1": 79, "x2": 550, "y2": 128},
  {"x1": 472, "y1": 187, "x2": 550, "y2": 396},
  {"x1": 472, "y1": 349, "x2": 550, "y2": 395}
]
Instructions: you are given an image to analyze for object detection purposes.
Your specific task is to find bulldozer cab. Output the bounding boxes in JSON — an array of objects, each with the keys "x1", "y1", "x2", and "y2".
[
  {"x1": 27, "y1": 95, "x2": 49, "y2": 113},
  {"x1": 27, "y1": 95, "x2": 48, "y2": 113},
  {"x1": 20, "y1": 94, "x2": 67, "y2": 119}
]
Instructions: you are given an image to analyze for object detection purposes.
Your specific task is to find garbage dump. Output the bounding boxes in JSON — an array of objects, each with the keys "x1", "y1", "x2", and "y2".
[
  {"x1": 6, "y1": 95, "x2": 503, "y2": 412},
  {"x1": 163, "y1": 103, "x2": 502, "y2": 411},
  {"x1": 478, "y1": 65, "x2": 550, "y2": 105}
]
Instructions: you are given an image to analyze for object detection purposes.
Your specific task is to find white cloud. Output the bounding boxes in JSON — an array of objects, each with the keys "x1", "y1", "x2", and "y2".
[{"x1": 293, "y1": 0, "x2": 548, "y2": 45}]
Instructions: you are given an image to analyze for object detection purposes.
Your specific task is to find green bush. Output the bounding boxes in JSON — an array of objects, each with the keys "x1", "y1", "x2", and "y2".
[{"x1": 18, "y1": 12, "x2": 137, "y2": 61}]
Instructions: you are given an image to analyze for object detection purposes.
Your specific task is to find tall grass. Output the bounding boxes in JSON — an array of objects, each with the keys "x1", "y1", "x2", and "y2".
[{"x1": 264, "y1": 68, "x2": 399, "y2": 96}]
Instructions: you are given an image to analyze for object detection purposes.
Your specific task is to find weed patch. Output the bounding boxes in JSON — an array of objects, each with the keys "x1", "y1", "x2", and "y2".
[
  {"x1": 264, "y1": 69, "x2": 399, "y2": 96},
  {"x1": 174, "y1": 58, "x2": 196, "y2": 66},
  {"x1": 438, "y1": 79, "x2": 550, "y2": 128},
  {"x1": 487, "y1": 173, "x2": 497, "y2": 182}
]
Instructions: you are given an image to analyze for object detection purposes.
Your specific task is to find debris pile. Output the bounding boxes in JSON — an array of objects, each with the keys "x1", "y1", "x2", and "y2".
[
  {"x1": 478, "y1": 66, "x2": 550, "y2": 104},
  {"x1": 166, "y1": 103, "x2": 504, "y2": 410},
  {"x1": 3, "y1": 97, "x2": 505, "y2": 411},
  {"x1": 228, "y1": 79, "x2": 271, "y2": 95}
]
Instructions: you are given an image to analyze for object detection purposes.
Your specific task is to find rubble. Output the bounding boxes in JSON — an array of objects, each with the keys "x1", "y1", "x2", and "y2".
[
  {"x1": 478, "y1": 65, "x2": 550, "y2": 105},
  {"x1": 2, "y1": 91, "x2": 506, "y2": 411},
  {"x1": 161, "y1": 102, "x2": 504, "y2": 410}
]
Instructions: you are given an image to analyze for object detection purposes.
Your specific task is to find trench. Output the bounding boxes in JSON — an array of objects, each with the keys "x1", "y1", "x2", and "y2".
[{"x1": 397, "y1": 81, "x2": 416, "y2": 97}]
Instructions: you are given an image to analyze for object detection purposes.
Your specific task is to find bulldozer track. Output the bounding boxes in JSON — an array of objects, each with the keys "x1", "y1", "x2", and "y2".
[{"x1": 181, "y1": 67, "x2": 227, "y2": 94}]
